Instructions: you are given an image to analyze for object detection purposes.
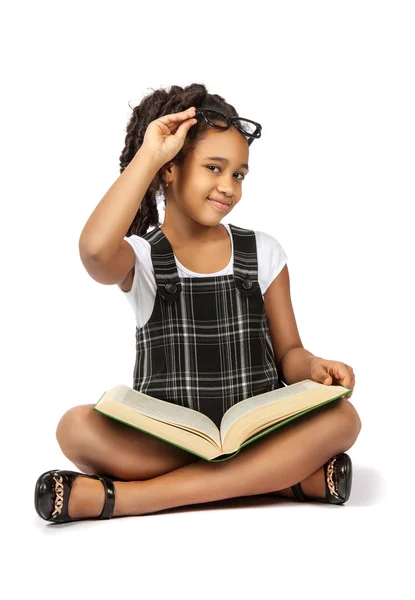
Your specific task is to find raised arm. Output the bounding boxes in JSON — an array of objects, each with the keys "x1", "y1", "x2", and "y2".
[
  {"x1": 79, "y1": 148, "x2": 161, "y2": 253},
  {"x1": 78, "y1": 106, "x2": 197, "y2": 285},
  {"x1": 78, "y1": 149, "x2": 161, "y2": 285}
]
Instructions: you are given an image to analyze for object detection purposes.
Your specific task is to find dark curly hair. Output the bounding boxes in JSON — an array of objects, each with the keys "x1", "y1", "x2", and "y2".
[{"x1": 120, "y1": 83, "x2": 240, "y2": 237}]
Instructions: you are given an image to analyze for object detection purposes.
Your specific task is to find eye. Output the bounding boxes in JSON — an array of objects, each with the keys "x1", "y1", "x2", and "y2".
[{"x1": 206, "y1": 165, "x2": 246, "y2": 181}]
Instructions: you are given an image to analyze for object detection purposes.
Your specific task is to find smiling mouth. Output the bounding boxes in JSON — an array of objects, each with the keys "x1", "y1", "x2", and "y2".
[{"x1": 207, "y1": 197, "x2": 230, "y2": 206}]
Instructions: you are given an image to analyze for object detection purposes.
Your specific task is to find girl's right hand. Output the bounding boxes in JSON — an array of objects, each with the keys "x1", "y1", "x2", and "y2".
[{"x1": 141, "y1": 106, "x2": 198, "y2": 165}]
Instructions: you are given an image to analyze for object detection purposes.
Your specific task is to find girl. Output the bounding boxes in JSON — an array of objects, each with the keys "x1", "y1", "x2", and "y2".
[{"x1": 34, "y1": 83, "x2": 361, "y2": 523}]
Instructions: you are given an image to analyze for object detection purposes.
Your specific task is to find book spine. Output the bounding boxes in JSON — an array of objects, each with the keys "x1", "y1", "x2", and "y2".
[{"x1": 207, "y1": 449, "x2": 241, "y2": 462}]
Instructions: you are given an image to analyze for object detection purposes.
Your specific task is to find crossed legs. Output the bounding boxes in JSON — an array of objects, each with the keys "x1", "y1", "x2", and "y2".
[{"x1": 55, "y1": 397, "x2": 361, "y2": 518}]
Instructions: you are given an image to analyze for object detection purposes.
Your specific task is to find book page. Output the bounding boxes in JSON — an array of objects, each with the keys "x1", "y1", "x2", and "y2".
[
  {"x1": 107, "y1": 386, "x2": 221, "y2": 447},
  {"x1": 94, "y1": 403, "x2": 223, "y2": 459},
  {"x1": 220, "y1": 380, "x2": 321, "y2": 441}
]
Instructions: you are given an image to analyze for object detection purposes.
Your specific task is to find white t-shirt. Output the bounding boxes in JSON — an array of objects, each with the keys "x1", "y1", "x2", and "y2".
[{"x1": 119, "y1": 223, "x2": 288, "y2": 330}]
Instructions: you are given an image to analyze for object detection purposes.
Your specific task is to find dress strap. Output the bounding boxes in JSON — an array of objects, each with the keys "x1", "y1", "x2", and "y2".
[
  {"x1": 142, "y1": 226, "x2": 182, "y2": 304},
  {"x1": 142, "y1": 223, "x2": 260, "y2": 303},
  {"x1": 229, "y1": 223, "x2": 260, "y2": 299}
]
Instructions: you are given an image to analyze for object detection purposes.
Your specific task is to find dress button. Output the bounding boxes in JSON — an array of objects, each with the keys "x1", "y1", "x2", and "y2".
[
  {"x1": 242, "y1": 278, "x2": 253, "y2": 290},
  {"x1": 165, "y1": 283, "x2": 177, "y2": 294}
]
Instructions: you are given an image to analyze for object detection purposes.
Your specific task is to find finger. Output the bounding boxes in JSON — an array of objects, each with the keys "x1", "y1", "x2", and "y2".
[
  {"x1": 331, "y1": 365, "x2": 350, "y2": 385},
  {"x1": 340, "y1": 368, "x2": 355, "y2": 390},
  {"x1": 331, "y1": 365, "x2": 343, "y2": 380},
  {"x1": 157, "y1": 112, "x2": 196, "y2": 137},
  {"x1": 158, "y1": 107, "x2": 196, "y2": 125},
  {"x1": 175, "y1": 118, "x2": 198, "y2": 141}
]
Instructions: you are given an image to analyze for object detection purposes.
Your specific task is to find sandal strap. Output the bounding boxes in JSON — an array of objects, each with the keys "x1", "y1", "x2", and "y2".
[
  {"x1": 291, "y1": 482, "x2": 309, "y2": 501},
  {"x1": 95, "y1": 474, "x2": 116, "y2": 519}
]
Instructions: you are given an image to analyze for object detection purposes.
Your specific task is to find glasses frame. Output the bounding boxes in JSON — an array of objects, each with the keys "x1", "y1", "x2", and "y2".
[{"x1": 194, "y1": 108, "x2": 262, "y2": 146}]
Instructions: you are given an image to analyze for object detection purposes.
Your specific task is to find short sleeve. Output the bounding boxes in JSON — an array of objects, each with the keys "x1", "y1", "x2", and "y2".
[
  {"x1": 120, "y1": 235, "x2": 141, "y2": 296},
  {"x1": 118, "y1": 234, "x2": 159, "y2": 330},
  {"x1": 256, "y1": 230, "x2": 288, "y2": 295}
]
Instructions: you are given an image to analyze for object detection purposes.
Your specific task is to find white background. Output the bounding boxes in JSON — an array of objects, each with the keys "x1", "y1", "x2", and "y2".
[{"x1": 2, "y1": 1, "x2": 414, "y2": 598}]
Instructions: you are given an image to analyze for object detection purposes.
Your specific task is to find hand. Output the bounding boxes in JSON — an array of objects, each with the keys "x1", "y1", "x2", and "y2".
[
  {"x1": 310, "y1": 357, "x2": 355, "y2": 399},
  {"x1": 141, "y1": 106, "x2": 198, "y2": 165}
]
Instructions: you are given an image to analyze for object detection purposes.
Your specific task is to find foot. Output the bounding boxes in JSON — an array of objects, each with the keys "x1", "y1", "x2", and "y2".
[
  {"x1": 298, "y1": 466, "x2": 326, "y2": 499},
  {"x1": 67, "y1": 475, "x2": 107, "y2": 520}
]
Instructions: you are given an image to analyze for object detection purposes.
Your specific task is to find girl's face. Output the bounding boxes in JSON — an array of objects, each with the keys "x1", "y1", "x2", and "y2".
[{"x1": 164, "y1": 126, "x2": 250, "y2": 227}]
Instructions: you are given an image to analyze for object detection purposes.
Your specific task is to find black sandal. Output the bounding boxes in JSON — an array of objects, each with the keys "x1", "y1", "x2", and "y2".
[
  {"x1": 291, "y1": 452, "x2": 352, "y2": 505},
  {"x1": 34, "y1": 469, "x2": 116, "y2": 523}
]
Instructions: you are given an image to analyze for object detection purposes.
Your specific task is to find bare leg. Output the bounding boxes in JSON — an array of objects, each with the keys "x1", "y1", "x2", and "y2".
[
  {"x1": 56, "y1": 403, "x2": 201, "y2": 481},
  {"x1": 66, "y1": 398, "x2": 361, "y2": 519}
]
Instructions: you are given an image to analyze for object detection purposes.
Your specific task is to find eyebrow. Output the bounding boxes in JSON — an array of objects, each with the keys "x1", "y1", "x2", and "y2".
[{"x1": 204, "y1": 156, "x2": 249, "y2": 171}]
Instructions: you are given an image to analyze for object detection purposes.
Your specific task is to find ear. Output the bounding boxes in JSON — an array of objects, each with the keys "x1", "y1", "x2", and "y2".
[
  {"x1": 162, "y1": 160, "x2": 179, "y2": 185},
  {"x1": 159, "y1": 163, "x2": 170, "y2": 184}
]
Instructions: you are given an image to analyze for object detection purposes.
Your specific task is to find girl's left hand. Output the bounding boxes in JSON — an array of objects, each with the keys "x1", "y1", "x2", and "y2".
[{"x1": 310, "y1": 358, "x2": 355, "y2": 399}]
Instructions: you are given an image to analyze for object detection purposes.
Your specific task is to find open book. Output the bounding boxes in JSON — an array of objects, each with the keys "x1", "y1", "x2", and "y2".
[{"x1": 93, "y1": 380, "x2": 351, "y2": 462}]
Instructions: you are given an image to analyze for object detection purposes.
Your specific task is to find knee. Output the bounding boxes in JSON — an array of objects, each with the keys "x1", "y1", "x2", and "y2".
[
  {"x1": 334, "y1": 397, "x2": 362, "y2": 443},
  {"x1": 55, "y1": 404, "x2": 95, "y2": 459}
]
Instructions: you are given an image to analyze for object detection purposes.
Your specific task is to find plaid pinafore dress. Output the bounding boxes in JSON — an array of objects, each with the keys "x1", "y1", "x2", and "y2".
[{"x1": 132, "y1": 223, "x2": 284, "y2": 428}]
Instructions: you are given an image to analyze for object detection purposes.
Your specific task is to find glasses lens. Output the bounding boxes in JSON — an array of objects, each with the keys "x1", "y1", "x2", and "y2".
[
  {"x1": 233, "y1": 119, "x2": 259, "y2": 137},
  {"x1": 202, "y1": 110, "x2": 229, "y2": 129}
]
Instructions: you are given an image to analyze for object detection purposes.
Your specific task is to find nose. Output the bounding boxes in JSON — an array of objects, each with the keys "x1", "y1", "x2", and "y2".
[
  {"x1": 218, "y1": 189, "x2": 233, "y2": 199},
  {"x1": 217, "y1": 179, "x2": 236, "y2": 198}
]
